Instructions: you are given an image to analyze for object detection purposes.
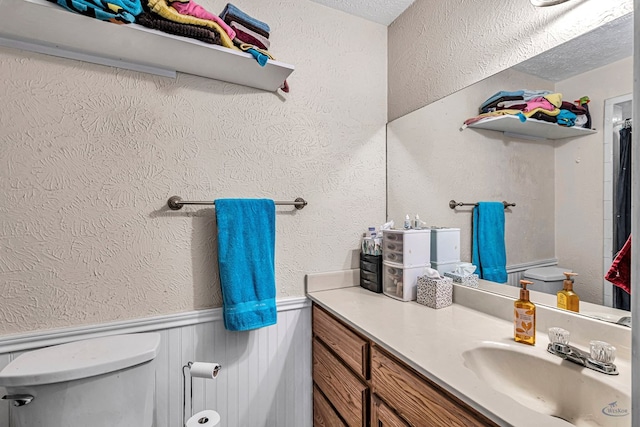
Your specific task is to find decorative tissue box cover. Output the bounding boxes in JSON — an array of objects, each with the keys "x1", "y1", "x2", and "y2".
[
  {"x1": 444, "y1": 272, "x2": 479, "y2": 288},
  {"x1": 417, "y1": 276, "x2": 453, "y2": 309}
]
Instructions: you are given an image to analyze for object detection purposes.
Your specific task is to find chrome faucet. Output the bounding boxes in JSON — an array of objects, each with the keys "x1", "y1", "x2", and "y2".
[{"x1": 547, "y1": 327, "x2": 618, "y2": 375}]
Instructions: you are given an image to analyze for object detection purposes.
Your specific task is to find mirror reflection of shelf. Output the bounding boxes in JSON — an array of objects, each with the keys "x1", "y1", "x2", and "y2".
[
  {"x1": 466, "y1": 115, "x2": 597, "y2": 141},
  {"x1": 0, "y1": 0, "x2": 294, "y2": 92}
]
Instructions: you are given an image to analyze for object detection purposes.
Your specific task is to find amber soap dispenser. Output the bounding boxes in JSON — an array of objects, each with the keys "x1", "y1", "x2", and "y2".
[
  {"x1": 557, "y1": 272, "x2": 579, "y2": 312},
  {"x1": 514, "y1": 280, "x2": 536, "y2": 345}
]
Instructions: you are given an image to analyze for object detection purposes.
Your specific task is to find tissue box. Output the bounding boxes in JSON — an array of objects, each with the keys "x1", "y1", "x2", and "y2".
[
  {"x1": 416, "y1": 276, "x2": 453, "y2": 309},
  {"x1": 444, "y1": 272, "x2": 479, "y2": 288}
]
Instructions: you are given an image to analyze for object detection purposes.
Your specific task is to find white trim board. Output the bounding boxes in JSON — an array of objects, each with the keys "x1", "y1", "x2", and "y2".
[{"x1": 0, "y1": 297, "x2": 310, "y2": 354}]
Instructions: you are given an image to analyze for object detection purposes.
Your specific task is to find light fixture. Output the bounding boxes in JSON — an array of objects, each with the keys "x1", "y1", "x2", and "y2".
[{"x1": 531, "y1": 0, "x2": 570, "y2": 6}]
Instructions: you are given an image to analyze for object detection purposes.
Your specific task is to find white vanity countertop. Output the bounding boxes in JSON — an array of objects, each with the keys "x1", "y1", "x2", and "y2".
[{"x1": 307, "y1": 284, "x2": 631, "y2": 427}]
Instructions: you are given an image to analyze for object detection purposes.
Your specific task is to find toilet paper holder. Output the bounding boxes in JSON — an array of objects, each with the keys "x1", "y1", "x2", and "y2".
[{"x1": 182, "y1": 361, "x2": 222, "y2": 427}]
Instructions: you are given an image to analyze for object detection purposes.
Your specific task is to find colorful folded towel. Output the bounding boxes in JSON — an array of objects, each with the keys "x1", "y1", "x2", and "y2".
[
  {"x1": 220, "y1": 3, "x2": 270, "y2": 37},
  {"x1": 137, "y1": 11, "x2": 221, "y2": 45},
  {"x1": 556, "y1": 109, "x2": 577, "y2": 127},
  {"x1": 236, "y1": 42, "x2": 272, "y2": 66},
  {"x1": 231, "y1": 20, "x2": 270, "y2": 50},
  {"x1": 169, "y1": 0, "x2": 235, "y2": 39},
  {"x1": 147, "y1": 0, "x2": 237, "y2": 49},
  {"x1": 480, "y1": 90, "x2": 525, "y2": 111},
  {"x1": 48, "y1": 0, "x2": 142, "y2": 23}
]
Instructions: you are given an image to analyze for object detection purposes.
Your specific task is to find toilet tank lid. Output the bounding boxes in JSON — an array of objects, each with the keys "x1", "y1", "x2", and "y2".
[
  {"x1": 523, "y1": 266, "x2": 572, "y2": 281},
  {"x1": 0, "y1": 333, "x2": 161, "y2": 387}
]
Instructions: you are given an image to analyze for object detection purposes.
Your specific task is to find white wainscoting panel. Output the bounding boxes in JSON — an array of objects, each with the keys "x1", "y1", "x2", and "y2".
[{"x1": 0, "y1": 298, "x2": 312, "y2": 427}]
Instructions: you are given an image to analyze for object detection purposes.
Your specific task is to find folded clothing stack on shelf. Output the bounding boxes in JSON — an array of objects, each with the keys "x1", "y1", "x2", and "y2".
[
  {"x1": 143, "y1": 0, "x2": 236, "y2": 49},
  {"x1": 45, "y1": 0, "x2": 290, "y2": 91},
  {"x1": 220, "y1": 3, "x2": 289, "y2": 92},
  {"x1": 463, "y1": 90, "x2": 591, "y2": 129}
]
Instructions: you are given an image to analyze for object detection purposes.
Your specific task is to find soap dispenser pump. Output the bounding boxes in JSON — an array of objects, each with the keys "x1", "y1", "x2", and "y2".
[
  {"x1": 557, "y1": 272, "x2": 579, "y2": 312},
  {"x1": 514, "y1": 280, "x2": 536, "y2": 345}
]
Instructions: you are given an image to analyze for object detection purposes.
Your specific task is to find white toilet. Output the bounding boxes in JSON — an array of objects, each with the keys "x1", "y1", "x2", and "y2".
[
  {"x1": 0, "y1": 332, "x2": 160, "y2": 427},
  {"x1": 523, "y1": 266, "x2": 572, "y2": 295}
]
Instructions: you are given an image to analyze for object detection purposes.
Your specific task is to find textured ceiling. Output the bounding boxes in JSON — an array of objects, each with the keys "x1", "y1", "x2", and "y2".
[
  {"x1": 513, "y1": 12, "x2": 633, "y2": 81},
  {"x1": 310, "y1": 0, "x2": 415, "y2": 25}
]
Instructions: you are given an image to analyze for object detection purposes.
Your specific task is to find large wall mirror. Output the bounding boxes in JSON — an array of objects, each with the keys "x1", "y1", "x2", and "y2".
[{"x1": 386, "y1": 13, "x2": 633, "y2": 325}]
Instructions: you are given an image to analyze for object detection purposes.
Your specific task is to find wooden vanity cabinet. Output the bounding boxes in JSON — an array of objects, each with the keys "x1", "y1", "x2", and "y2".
[
  {"x1": 312, "y1": 305, "x2": 370, "y2": 426},
  {"x1": 371, "y1": 346, "x2": 497, "y2": 427},
  {"x1": 371, "y1": 395, "x2": 409, "y2": 427},
  {"x1": 312, "y1": 303, "x2": 498, "y2": 427}
]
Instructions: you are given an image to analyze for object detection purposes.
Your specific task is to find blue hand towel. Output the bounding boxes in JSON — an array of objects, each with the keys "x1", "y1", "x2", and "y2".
[
  {"x1": 472, "y1": 202, "x2": 507, "y2": 283},
  {"x1": 215, "y1": 199, "x2": 276, "y2": 331}
]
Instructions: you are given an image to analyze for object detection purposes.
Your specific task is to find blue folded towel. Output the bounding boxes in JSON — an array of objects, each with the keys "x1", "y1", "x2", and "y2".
[
  {"x1": 220, "y1": 3, "x2": 271, "y2": 35},
  {"x1": 49, "y1": 0, "x2": 140, "y2": 23},
  {"x1": 247, "y1": 48, "x2": 268, "y2": 66},
  {"x1": 480, "y1": 90, "x2": 524, "y2": 111},
  {"x1": 215, "y1": 199, "x2": 276, "y2": 331},
  {"x1": 472, "y1": 202, "x2": 507, "y2": 283}
]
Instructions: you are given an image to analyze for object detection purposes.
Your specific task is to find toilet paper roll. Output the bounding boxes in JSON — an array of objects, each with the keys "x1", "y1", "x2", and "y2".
[
  {"x1": 190, "y1": 362, "x2": 222, "y2": 379},
  {"x1": 186, "y1": 410, "x2": 221, "y2": 427}
]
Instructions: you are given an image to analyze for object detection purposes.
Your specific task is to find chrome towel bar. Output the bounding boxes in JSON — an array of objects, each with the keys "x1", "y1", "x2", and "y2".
[
  {"x1": 167, "y1": 196, "x2": 308, "y2": 210},
  {"x1": 449, "y1": 200, "x2": 516, "y2": 210}
]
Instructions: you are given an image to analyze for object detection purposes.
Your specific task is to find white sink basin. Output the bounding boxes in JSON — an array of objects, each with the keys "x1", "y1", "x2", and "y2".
[{"x1": 462, "y1": 341, "x2": 631, "y2": 426}]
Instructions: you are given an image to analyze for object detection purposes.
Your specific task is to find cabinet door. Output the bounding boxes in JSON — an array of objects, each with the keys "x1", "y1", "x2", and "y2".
[
  {"x1": 313, "y1": 338, "x2": 368, "y2": 426},
  {"x1": 372, "y1": 395, "x2": 408, "y2": 427},
  {"x1": 371, "y1": 346, "x2": 497, "y2": 427},
  {"x1": 314, "y1": 385, "x2": 347, "y2": 427}
]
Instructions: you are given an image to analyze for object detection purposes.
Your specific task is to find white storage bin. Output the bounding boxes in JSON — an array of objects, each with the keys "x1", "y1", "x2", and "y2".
[
  {"x1": 430, "y1": 228, "x2": 460, "y2": 263},
  {"x1": 382, "y1": 262, "x2": 426, "y2": 301},
  {"x1": 431, "y1": 260, "x2": 460, "y2": 275},
  {"x1": 382, "y1": 229, "x2": 431, "y2": 268}
]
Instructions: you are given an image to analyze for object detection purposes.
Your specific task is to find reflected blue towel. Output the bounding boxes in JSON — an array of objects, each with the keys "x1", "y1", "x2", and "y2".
[
  {"x1": 472, "y1": 202, "x2": 507, "y2": 283},
  {"x1": 215, "y1": 199, "x2": 276, "y2": 331}
]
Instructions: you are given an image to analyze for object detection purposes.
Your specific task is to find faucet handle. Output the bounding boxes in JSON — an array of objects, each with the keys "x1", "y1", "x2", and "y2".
[
  {"x1": 548, "y1": 327, "x2": 570, "y2": 345},
  {"x1": 590, "y1": 340, "x2": 616, "y2": 364}
]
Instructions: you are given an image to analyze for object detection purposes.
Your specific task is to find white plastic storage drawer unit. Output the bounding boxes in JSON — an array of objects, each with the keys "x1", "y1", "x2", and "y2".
[
  {"x1": 382, "y1": 229, "x2": 431, "y2": 268},
  {"x1": 382, "y1": 262, "x2": 426, "y2": 301},
  {"x1": 430, "y1": 228, "x2": 460, "y2": 263}
]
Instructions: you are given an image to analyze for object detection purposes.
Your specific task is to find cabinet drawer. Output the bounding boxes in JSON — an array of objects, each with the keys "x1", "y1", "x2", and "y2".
[
  {"x1": 314, "y1": 385, "x2": 347, "y2": 427},
  {"x1": 372, "y1": 395, "x2": 409, "y2": 427},
  {"x1": 371, "y1": 347, "x2": 496, "y2": 427},
  {"x1": 313, "y1": 339, "x2": 368, "y2": 427},
  {"x1": 313, "y1": 305, "x2": 369, "y2": 379}
]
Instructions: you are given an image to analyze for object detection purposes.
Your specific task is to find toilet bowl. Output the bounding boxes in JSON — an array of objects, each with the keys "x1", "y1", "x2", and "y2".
[
  {"x1": 0, "y1": 332, "x2": 161, "y2": 427},
  {"x1": 523, "y1": 266, "x2": 572, "y2": 295}
]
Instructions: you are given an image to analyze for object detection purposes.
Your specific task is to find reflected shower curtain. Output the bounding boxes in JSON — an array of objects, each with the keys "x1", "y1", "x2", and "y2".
[{"x1": 613, "y1": 125, "x2": 631, "y2": 310}]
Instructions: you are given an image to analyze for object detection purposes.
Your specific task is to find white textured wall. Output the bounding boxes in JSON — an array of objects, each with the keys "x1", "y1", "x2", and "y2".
[
  {"x1": 554, "y1": 56, "x2": 633, "y2": 305},
  {"x1": 0, "y1": 0, "x2": 387, "y2": 335},
  {"x1": 387, "y1": 68, "x2": 556, "y2": 265},
  {"x1": 388, "y1": 0, "x2": 633, "y2": 121}
]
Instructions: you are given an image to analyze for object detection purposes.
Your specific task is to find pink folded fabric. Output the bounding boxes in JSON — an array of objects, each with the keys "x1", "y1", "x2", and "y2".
[
  {"x1": 522, "y1": 97, "x2": 555, "y2": 113},
  {"x1": 170, "y1": 0, "x2": 236, "y2": 39},
  {"x1": 231, "y1": 20, "x2": 270, "y2": 50}
]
